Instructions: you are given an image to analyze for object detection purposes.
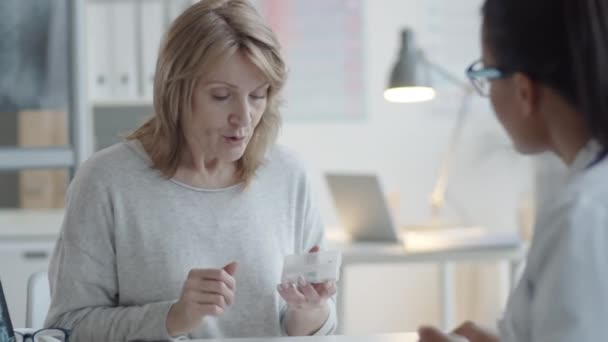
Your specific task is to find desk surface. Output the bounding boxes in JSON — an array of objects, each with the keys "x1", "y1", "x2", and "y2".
[
  {"x1": 326, "y1": 229, "x2": 526, "y2": 264},
  {"x1": 197, "y1": 333, "x2": 417, "y2": 342}
]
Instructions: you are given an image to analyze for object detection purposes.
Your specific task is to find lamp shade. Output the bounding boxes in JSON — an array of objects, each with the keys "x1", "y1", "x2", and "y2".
[{"x1": 384, "y1": 29, "x2": 436, "y2": 103}]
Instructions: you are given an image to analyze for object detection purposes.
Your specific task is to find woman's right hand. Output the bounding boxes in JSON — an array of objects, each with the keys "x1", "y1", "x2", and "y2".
[{"x1": 166, "y1": 262, "x2": 238, "y2": 337}]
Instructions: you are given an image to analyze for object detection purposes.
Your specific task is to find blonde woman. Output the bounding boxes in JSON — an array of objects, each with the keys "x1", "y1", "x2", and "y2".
[{"x1": 45, "y1": 0, "x2": 336, "y2": 340}]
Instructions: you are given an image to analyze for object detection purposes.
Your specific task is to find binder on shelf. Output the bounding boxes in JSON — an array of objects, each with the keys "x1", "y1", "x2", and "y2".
[
  {"x1": 110, "y1": 1, "x2": 138, "y2": 99},
  {"x1": 86, "y1": 1, "x2": 113, "y2": 101},
  {"x1": 140, "y1": 0, "x2": 164, "y2": 100},
  {"x1": 86, "y1": 0, "x2": 197, "y2": 106}
]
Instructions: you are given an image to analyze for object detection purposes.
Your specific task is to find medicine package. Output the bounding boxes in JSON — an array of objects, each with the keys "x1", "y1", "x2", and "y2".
[{"x1": 281, "y1": 250, "x2": 342, "y2": 284}]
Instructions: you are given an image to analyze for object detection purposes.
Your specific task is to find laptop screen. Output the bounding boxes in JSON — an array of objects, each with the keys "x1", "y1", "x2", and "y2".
[
  {"x1": 325, "y1": 173, "x2": 401, "y2": 242},
  {"x1": 0, "y1": 280, "x2": 15, "y2": 342}
]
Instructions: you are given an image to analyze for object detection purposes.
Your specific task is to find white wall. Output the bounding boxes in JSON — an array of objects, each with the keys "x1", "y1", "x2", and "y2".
[{"x1": 277, "y1": 0, "x2": 534, "y2": 334}]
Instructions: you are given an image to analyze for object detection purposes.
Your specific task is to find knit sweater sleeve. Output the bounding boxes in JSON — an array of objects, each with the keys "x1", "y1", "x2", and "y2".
[{"x1": 44, "y1": 154, "x2": 176, "y2": 342}]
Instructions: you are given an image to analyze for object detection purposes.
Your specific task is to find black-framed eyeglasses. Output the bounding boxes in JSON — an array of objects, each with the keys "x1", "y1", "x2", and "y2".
[
  {"x1": 466, "y1": 59, "x2": 513, "y2": 96},
  {"x1": 12, "y1": 328, "x2": 71, "y2": 342}
]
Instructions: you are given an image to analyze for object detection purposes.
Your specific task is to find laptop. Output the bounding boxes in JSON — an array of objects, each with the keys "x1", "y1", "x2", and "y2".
[
  {"x1": 326, "y1": 173, "x2": 402, "y2": 243},
  {"x1": 326, "y1": 173, "x2": 521, "y2": 251},
  {"x1": 0, "y1": 280, "x2": 15, "y2": 342}
]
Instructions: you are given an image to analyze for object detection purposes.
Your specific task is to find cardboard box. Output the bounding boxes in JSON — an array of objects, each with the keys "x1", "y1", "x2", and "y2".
[{"x1": 18, "y1": 110, "x2": 68, "y2": 208}]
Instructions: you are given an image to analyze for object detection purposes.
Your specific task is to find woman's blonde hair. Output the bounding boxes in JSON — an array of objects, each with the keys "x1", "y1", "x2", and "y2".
[{"x1": 128, "y1": 0, "x2": 286, "y2": 183}]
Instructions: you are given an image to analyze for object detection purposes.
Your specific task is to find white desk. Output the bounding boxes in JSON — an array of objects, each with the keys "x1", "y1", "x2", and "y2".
[
  {"x1": 198, "y1": 332, "x2": 418, "y2": 342},
  {"x1": 327, "y1": 231, "x2": 527, "y2": 332},
  {"x1": 0, "y1": 210, "x2": 526, "y2": 332}
]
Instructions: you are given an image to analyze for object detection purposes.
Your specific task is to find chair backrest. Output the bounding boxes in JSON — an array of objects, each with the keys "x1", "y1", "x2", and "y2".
[{"x1": 26, "y1": 271, "x2": 50, "y2": 329}]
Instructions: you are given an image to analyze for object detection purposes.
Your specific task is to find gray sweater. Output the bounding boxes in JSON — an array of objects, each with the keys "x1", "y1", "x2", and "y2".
[{"x1": 45, "y1": 141, "x2": 336, "y2": 341}]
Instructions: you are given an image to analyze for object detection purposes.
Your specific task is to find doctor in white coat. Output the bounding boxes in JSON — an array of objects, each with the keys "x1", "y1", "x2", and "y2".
[{"x1": 418, "y1": 0, "x2": 608, "y2": 341}]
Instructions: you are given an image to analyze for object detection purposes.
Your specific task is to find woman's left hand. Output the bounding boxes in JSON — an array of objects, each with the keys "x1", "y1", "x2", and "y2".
[{"x1": 277, "y1": 246, "x2": 337, "y2": 311}]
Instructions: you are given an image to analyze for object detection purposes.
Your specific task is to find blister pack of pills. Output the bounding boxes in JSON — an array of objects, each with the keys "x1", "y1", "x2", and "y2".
[{"x1": 281, "y1": 250, "x2": 342, "y2": 284}]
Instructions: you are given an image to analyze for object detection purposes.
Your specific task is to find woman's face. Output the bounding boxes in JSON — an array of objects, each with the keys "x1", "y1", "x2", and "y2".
[
  {"x1": 187, "y1": 50, "x2": 270, "y2": 162},
  {"x1": 482, "y1": 40, "x2": 548, "y2": 154}
]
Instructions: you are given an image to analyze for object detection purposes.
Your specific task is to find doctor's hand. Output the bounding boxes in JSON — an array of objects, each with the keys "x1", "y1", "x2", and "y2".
[
  {"x1": 418, "y1": 326, "x2": 470, "y2": 342},
  {"x1": 166, "y1": 262, "x2": 238, "y2": 337},
  {"x1": 418, "y1": 322, "x2": 500, "y2": 342},
  {"x1": 276, "y1": 246, "x2": 337, "y2": 311},
  {"x1": 451, "y1": 321, "x2": 500, "y2": 342}
]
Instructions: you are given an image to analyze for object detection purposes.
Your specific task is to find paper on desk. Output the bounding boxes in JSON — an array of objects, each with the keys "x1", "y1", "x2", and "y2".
[{"x1": 403, "y1": 226, "x2": 520, "y2": 253}]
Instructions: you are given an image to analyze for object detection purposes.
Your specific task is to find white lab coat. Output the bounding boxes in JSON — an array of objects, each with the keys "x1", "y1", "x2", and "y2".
[{"x1": 499, "y1": 140, "x2": 608, "y2": 342}]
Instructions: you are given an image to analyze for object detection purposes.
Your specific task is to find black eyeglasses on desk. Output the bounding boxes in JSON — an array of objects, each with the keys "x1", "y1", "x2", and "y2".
[{"x1": 12, "y1": 327, "x2": 70, "y2": 342}]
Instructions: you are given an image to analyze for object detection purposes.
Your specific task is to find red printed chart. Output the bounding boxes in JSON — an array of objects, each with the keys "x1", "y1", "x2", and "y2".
[{"x1": 253, "y1": 0, "x2": 365, "y2": 121}]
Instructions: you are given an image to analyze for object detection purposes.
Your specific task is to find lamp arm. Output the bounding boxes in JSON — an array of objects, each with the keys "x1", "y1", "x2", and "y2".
[
  {"x1": 418, "y1": 51, "x2": 471, "y2": 89},
  {"x1": 428, "y1": 86, "x2": 474, "y2": 223}
]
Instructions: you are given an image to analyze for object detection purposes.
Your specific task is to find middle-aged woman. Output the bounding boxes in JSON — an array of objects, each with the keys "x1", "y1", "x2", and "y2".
[{"x1": 44, "y1": 0, "x2": 337, "y2": 340}]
